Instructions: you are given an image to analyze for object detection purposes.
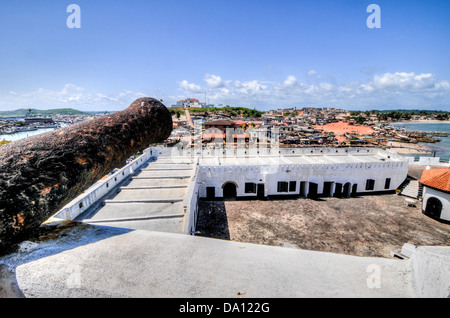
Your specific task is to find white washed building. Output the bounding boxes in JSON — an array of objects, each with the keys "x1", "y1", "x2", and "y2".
[
  {"x1": 420, "y1": 168, "x2": 450, "y2": 222},
  {"x1": 195, "y1": 148, "x2": 409, "y2": 200}
]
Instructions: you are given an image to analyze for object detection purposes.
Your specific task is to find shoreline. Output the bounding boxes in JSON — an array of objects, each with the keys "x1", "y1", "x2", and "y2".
[
  {"x1": 391, "y1": 120, "x2": 450, "y2": 124},
  {"x1": 386, "y1": 141, "x2": 433, "y2": 155}
]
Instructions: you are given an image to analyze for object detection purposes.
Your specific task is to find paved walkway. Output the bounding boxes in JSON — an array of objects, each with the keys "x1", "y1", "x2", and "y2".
[{"x1": 2, "y1": 225, "x2": 414, "y2": 298}]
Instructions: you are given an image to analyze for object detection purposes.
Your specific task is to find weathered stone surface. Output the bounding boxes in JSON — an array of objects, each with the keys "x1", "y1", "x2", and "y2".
[{"x1": 0, "y1": 97, "x2": 172, "y2": 253}]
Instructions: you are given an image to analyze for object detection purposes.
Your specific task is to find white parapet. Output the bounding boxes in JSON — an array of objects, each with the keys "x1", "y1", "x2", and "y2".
[{"x1": 51, "y1": 147, "x2": 157, "y2": 221}]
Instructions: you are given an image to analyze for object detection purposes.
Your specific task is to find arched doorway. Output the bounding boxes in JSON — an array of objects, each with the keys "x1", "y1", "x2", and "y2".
[
  {"x1": 222, "y1": 182, "x2": 237, "y2": 199},
  {"x1": 351, "y1": 184, "x2": 358, "y2": 197},
  {"x1": 343, "y1": 183, "x2": 351, "y2": 198},
  {"x1": 425, "y1": 197, "x2": 443, "y2": 219}
]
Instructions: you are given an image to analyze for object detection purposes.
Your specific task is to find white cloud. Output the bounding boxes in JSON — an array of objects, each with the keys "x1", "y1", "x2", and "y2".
[
  {"x1": 0, "y1": 84, "x2": 148, "y2": 111},
  {"x1": 4, "y1": 71, "x2": 449, "y2": 112},
  {"x1": 235, "y1": 80, "x2": 267, "y2": 95},
  {"x1": 370, "y1": 72, "x2": 437, "y2": 91},
  {"x1": 179, "y1": 80, "x2": 203, "y2": 93},
  {"x1": 307, "y1": 70, "x2": 317, "y2": 76},
  {"x1": 283, "y1": 75, "x2": 297, "y2": 87},
  {"x1": 204, "y1": 74, "x2": 224, "y2": 88},
  {"x1": 179, "y1": 72, "x2": 450, "y2": 110}
]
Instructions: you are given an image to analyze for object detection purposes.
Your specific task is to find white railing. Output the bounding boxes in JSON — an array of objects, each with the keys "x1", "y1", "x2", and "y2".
[
  {"x1": 157, "y1": 146, "x2": 384, "y2": 158},
  {"x1": 406, "y1": 156, "x2": 450, "y2": 165}
]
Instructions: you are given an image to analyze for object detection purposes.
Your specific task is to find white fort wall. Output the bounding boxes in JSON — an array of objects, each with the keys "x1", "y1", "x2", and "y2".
[{"x1": 197, "y1": 160, "x2": 408, "y2": 199}]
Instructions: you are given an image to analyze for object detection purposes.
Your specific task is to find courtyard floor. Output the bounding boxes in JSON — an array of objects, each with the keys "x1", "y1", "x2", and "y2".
[{"x1": 196, "y1": 193, "x2": 450, "y2": 258}]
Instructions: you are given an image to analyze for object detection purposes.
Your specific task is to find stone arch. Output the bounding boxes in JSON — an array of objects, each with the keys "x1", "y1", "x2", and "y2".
[
  {"x1": 221, "y1": 181, "x2": 239, "y2": 189},
  {"x1": 343, "y1": 182, "x2": 352, "y2": 198},
  {"x1": 222, "y1": 182, "x2": 237, "y2": 199}
]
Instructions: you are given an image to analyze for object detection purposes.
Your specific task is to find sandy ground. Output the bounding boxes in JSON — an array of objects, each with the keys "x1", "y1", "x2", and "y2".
[
  {"x1": 386, "y1": 141, "x2": 432, "y2": 155},
  {"x1": 314, "y1": 122, "x2": 374, "y2": 135},
  {"x1": 197, "y1": 194, "x2": 450, "y2": 258},
  {"x1": 314, "y1": 121, "x2": 375, "y2": 143}
]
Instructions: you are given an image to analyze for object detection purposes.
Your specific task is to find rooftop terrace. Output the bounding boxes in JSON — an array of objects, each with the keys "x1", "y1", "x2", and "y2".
[{"x1": 1, "y1": 147, "x2": 449, "y2": 298}]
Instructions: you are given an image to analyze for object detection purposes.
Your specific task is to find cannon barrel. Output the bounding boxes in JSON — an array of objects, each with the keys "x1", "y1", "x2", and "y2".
[{"x1": 0, "y1": 97, "x2": 172, "y2": 252}]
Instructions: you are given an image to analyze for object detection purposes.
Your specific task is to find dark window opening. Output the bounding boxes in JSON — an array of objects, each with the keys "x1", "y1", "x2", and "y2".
[
  {"x1": 245, "y1": 183, "x2": 256, "y2": 194},
  {"x1": 289, "y1": 181, "x2": 297, "y2": 192},
  {"x1": 384, "y1": 178, "x2": 391, "y2": 189},
  {"x1": 365, "y1": 179, "x2": 375, "y2": 191},
  {"x1": 277, "y1": 181, "x2": 289, "y2": 192}
]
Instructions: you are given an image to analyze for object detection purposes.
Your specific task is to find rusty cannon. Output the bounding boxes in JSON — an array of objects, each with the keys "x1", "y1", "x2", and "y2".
[{"x1": 0, "y1": 97, "x2": 172, "y2": 253}]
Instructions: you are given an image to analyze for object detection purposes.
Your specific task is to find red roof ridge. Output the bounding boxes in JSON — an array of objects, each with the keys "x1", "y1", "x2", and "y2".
[{"x1": 420, "y1": 168, "x2": 450, "y2": 192}]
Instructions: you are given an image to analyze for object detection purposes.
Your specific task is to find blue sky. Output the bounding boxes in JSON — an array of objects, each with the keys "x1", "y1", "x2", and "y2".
[{"x1": 0, "y1": 0, "x2": 449, "y2": 111}]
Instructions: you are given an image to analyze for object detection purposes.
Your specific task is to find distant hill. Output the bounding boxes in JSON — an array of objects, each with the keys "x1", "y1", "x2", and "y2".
[{"x1": 0, "y1": 108, "x2": 90, "y2": 118}]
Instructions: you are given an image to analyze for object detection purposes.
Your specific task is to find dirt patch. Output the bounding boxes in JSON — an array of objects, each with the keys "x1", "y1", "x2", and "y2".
[{"x1": 197, "y1": 194, "x2": 450, "y2": 258}]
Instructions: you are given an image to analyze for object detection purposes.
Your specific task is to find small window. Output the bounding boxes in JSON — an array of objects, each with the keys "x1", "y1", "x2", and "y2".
[
  {"x1": 365, "y1": 179, "x2": 375, "y2": 191},
  {"x1": 245, "y1": 183, "x2": 256, "y2": 194},
  {"x1": 289, "y1": 181, "x2": 297, "y2": 192},
  {"x1": 79, "y1": 202, "x2": 83, "y2": 209},
  {"x1": 277, "y1": 182, "x2": 289, "y2": 192},
  {"x1": 384, "y1": 178, "x2": 391, "y2": 189}
]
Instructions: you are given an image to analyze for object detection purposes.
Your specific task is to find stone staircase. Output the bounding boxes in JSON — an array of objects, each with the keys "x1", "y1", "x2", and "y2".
[
  {"x1": 398, "y1": 177, "x2": 423, "y2": 199},
  {"x1": 75, "y1": 157, "x2": 196, "y2": 234}
]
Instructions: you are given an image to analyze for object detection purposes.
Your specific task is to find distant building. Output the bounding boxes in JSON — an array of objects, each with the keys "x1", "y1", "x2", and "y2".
[
  {"x1": 420, "y1": 168, "x2": 450, "y2": 222},
  {"x1": 204, "y1": 120, "x2": 236, "y2": 132},
  {"x1": 24, "y1": 117, "x2": 55, "y2": 125},
  {"x1": 176, "y1": 98, "x2": 206, "y2": 108}
]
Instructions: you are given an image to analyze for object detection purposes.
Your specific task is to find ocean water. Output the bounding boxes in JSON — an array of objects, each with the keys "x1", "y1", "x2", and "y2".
[
  {"x1": 390, "y1": 122, "x2": 450, "y2": 161},
  {"x1": 0, "y1": 128, "x2": 56, "y2": 142}
]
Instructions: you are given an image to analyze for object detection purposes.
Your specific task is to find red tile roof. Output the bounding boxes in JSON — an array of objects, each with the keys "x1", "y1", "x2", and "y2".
[{"x1": 420, "y1": 168, "x2": 450, "y2": 192}]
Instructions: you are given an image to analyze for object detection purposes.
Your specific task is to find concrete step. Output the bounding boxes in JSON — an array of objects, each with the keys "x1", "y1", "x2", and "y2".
[
  {"x1": 113, "y1": 188, "x2": 187, "y2": 200},
  {"x1": 141, "y1": 168, "x2": 194, "y2": 171},
  {"x1": 132, "y1": 176, "x2": 191, "y2": 180},
  {"x1": 82, "y1": 202, "x2": 184, "y2": 221},
  {"x1": 104, "y1": 198, "x2": 184, "y2": 203},
  {"x1": 84, "y1": 216, "x2": 185, "y2": 233},
  {"x1": 136, "y1": 170, "x2": 193, "y2": 177}
]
